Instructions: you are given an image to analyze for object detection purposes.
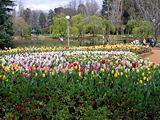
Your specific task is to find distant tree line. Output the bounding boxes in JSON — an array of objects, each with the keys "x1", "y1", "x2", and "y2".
[
  {"x1": 13, "y1": 0, "x2": 101, "y2": 40},
  {"x1": 50, "y1": 13, "x2": 115, "y2": 45},
  {"x1": 101, "y1": 0, "x2": 160, "y2": 41},
  {"x1": 0, "y1": 0, "x2": 160, "y2": 49}
]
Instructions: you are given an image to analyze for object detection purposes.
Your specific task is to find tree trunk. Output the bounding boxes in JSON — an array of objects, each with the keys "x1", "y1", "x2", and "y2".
[
  {"x1": 116, "y1": 28, "x2": 119, "y2": 35},
  {"x1": 154, "y1": 27, "x2": 159, "y2": 43}
]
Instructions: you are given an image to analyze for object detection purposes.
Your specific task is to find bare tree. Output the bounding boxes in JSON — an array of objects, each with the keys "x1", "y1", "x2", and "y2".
[
  {"x1": 54, "y1": 7, "x2": 64, "y2": 15},
  {"x1": 67, "y1": 0, "x2": 77, "y2": 12},
  {"x1": 135, "y1": 0, "x2": 160, "y2": 41},
  {"x1": 85, "y1": 0, "x2": 99, "y2": 16},
  {"x1": 17, "y1": 0, "x2": 24, "y2": 17},
  {"x1": 123, "y1": 0, "x2": 140, "y2": 19},
  {"x1": 65, "y1": 0, "x2": 77, "y2": 16},
  {"x1": 110, "y1": 0, "x2": 124, "y2": 34},
  {"x1": 77, "y1": 4, "x2": 87, "y2": 17}
]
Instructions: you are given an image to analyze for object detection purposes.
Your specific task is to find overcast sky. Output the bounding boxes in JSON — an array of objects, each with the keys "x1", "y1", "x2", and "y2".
[{"x1": 15, "y1": 0, "x2": 103, "y2": 12}]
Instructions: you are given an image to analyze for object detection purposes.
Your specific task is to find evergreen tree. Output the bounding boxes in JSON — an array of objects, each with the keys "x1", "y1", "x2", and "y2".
[
  {"x1": 47, "y1": 9, "x2": 55, "y2": 26},
  {"x1": 0, "y1": 0, "x2": 14, "y2": 49},
  {"x1": 39, "y1": 12, "x2": 46, "y2": 29},
  {"x1": 101, "y1": 0, "x2": 113, "y2": 19}
]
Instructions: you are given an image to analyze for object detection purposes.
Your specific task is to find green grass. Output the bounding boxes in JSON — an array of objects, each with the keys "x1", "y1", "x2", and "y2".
[{"x1": 13, "y1": 34, "x2": 137, "y2": 48}]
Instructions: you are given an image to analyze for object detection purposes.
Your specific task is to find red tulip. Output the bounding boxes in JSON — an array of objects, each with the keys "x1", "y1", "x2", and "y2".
[
  {"x1": 73, "y1": 62, "x2": 78, "y2": 66},
  {"x1": 24, "y1": 98, "x2": 29, "y2": 103},
  {"x1": 25, "y1": 74, "x2": 30, "y2": 79},
  {"x1": 31, "y1": 116, "x2": 37, "y2": 120},
  {"x1": 29, "y1": 68, "x2": 33, "y2": 73},
  {"x1": 16, "y1": 105, "x2": 21, "y2": 112},
  {"x1": 132, "y1": 62, "x2": 137, "y2": 68},
  {"x1": 21, "y1": 107, "x2": 26, "y2": 112},
  {"x1": 67, "y1": 64, "x2": 70, "y2": 68},
  {"x1": 101, "y1": 59, "x2": 106, "y2": 64},
  {"x1": 80, "y1": 66, "x2": 84, "y2": 72}
]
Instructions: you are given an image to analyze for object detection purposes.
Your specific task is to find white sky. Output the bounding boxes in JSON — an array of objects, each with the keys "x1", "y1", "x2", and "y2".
[{"x1": 15, "y1": 0, "x2": 103, "y2": 12}]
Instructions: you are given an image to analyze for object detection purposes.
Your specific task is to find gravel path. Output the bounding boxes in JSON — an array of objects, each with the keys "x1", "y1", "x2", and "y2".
[{"x1": 141, "y1": 48, "x2": 160, "y2": 64}]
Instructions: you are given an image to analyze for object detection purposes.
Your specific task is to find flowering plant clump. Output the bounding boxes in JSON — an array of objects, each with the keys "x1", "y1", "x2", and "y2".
[
  {"x1": 0, "y1": 44, "x2": 151, "y2": 55},
  {"x1": 0, "y1": 45, "x2": 160, "y2": 119}
]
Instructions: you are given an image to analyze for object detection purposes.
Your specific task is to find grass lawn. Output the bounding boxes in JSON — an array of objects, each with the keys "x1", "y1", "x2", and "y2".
[{"x1": 13, "y1": 34, "x2": 136, "y2": 48}]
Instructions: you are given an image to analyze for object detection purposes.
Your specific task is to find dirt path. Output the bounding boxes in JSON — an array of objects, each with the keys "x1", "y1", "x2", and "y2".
[{"x1": 141, "y1": 48, "x2": 160, "y2": 64}]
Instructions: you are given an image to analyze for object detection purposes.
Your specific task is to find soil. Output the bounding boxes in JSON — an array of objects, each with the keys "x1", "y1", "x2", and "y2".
[{"x1": 141, "y1": 48, "x2": 160, "y2": 64}]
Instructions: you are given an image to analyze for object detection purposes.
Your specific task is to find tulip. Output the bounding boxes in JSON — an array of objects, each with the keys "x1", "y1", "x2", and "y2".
[
  {"x1": 23, "y1": 98, "x2": 29, "y2": 103},
  {"x1": 132, "y1": 62, "x2": 137, "y2": 68},
  {"x1": 29, "y1": 67, "x2": 33, "y2": 73},
  {"x1": 25, "y1": 74, "x2": 30, "y2": 79},
  {"x1": 42, "y1": 73, "x2": 46, "y2": 78},
  {"x1": 139, "y1": 80, "x2": 143, "y2": 84},
  {"x1": 35, "y1": 73, "x2": 38, "y2": 77},
  {"x1": 78, "y1": 72, "x2": 82, "y2": 78},
  {"x1": 16, "y1": 105, "x2": 21, "y2": 112},
  {"x1": 80, "y1": 66, "x2": 84, "y2": 72},
  {"x1": 52, "y1": 71, "x2": 55, "y2": 76},
  {"x1": 12, "y1": 71, "x2": 15, "y2": 75},
  {"x1": 101, "y1": 59, "x2": 106, "y2": 64},
  {"x1": 114, "y1": 73, "x2": 118, "y2": 78}
]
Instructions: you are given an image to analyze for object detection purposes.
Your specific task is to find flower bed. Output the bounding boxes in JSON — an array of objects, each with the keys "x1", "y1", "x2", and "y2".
[
  {"x1": 0, "y1": 44, "x2": 151, "y2": 55},
  {"x1": 0, "y1": 45, "x2": 160, "y2": 119}
]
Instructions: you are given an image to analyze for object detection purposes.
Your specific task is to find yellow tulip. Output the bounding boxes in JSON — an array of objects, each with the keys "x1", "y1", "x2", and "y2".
[
  {"x1": 91, "y1": 71, "x2": 94, "y2": 77},
  {"x1": 3, "y1": 75, "x2": 6, "y2": 80},
  {"x1": 71, "y1": 67, "x2": 74, "y2": 71},
  {"x1": 114, "y1": 73, "x2": 118, "y2": 78},
  {"x1": 101, "y1": 68, "x2": 105, "y2": 73},
  {"x1": 78, "y1": 72, "x2": 82, "y2": 78},
  {"x1": 65, "y1": 67, "x2": 68, "y2": 71},
  {"x1": 43, "y1": 67, "x2": 46, "y2": 71},
  {"x1": 33, "y1": 66, "x2": 36, "y2": 71},
  {"x1": 35, "y1": 73, "x2": 38, "y2": 77},
  {"x1": 5, "y1": 67, "x2": 9, "y2": 72},
  {"x1": 75, "y1": 65, "x2": 78, "y2": 70},
  {"x1": 42, "y1": 73, "x2": 46, "y2": 78},
  {"x1": 119, "y1": 66, "x2": 123, "y2": 70},
  {"x1": 140, "y1": 64, "x2": 142, "y2": 67},
  {"x1": 12, "y1": 71, "x2": 15, "y2": 75},
  {"x1": 148, "y1": 71, "x2": 151, "y2": 75},
  {"x1": 22, "y1": 68, "x2": 25, "y2": 72},
  {"x1": 126, "y1": 75, "x2": 128, "y2": 78},
  {"x1": 1, "y1": 63, "x2": 4, "y2": 67},
  {"x1": 52, "y1": 71, "x2": 55, "y2": 76},
  {"x1": 44, "y1": 70, "x2": 47, "y2": 74},
  {"x1": 142, "y1": 73, "x2": 145, "y2": 77},
  {"x1": 110, "y1": 62, "x2": 114, "y2": 66},
  {"x1": 124, "y1": 70, "x2": 128, "y2": 74},
  {"x1": 153, "y1": 65, "x2": 156, "y2": 69},
  {"x1": 54, "y1": 66, "x2": 57, "y2": 70},
  {"x1": 139, "y1": 80, "x2": 143, "y2": 84},
  {"x1": 143, "y1": 76, "x2": 147, "y2": 80},
  {"x1": 111, "y1": 70, "x2": 114, "y2": 74}
]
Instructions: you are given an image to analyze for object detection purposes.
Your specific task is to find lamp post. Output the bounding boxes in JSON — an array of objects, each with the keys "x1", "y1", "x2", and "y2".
[{"x1": 66, "y1": 16, "x2": 70, "y2": 47}]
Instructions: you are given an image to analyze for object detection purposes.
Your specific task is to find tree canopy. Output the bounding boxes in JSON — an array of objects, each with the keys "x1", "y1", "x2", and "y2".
[
  {"x1": 51, "y1": 13, "x2": 67, "y2": 37},
  {"x1": 0, "y1": 0, "x2": 14, "y2": 49}
]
